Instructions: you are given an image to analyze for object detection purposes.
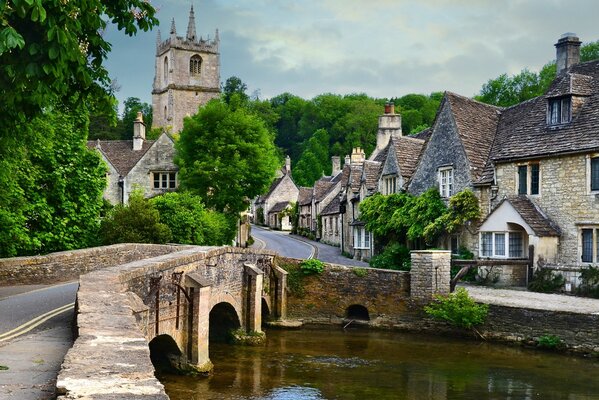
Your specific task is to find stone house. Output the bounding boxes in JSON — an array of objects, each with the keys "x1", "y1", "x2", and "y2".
[
  {"x1": 151, "y1": 6, "x2": 220, "y2": 133},
  {"x1": 479, "y1": 34, "x2": 599, "y2": 288},
  {"x1": 297, "y1": 187, "x2": 314, "y2": 232},
  {"x1": 253, "y1": 156, "x2": 299, "y2": 230},
  {"x1": 88, "y1": 113, "x2": 178, "y2": 204}
]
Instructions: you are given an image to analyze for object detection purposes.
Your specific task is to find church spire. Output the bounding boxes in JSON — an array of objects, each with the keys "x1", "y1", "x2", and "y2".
[
  {"x1": 156, "y1": 29, "x2": 162, "y2": 47},
  {"x1": 186, "y1": 5, "x2": 197, "y2": 41},
  {"x1": 170, "y1": 18, "x2": 177, "y2": 36}
]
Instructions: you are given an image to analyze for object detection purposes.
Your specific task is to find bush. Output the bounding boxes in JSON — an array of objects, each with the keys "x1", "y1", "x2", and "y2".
[
  {"x1": 300, "y1": 259, "x2": 325, "y2": 275},
  {"x1": 424, "y1": 288, "x2": 489, "y2": 329},
  {"x1": 370, "y1": 243, "x2": 411, "y2": 271},
  {"x1": 577, "y1": 266, "x2": 599, "y2": 298},
  {"x1": 353, "y1": 267, "x2": 368, "y2": 277},
  {"x1": 528, "y1": 268, "x2": 565, "y2": 293},
  {"x1": 536, "y1": 334, "x2": 563, "y2": 350}
]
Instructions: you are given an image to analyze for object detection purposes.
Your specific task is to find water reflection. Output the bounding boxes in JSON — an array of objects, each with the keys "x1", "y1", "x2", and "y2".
[{"x1": 159, "y1": 328, "x2": 599, "y2": 400}]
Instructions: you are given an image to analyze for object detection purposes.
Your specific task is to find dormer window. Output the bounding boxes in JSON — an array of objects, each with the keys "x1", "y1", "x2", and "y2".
[{"x1": 548, "y1": 97, "x2": 571, "y2": 125}]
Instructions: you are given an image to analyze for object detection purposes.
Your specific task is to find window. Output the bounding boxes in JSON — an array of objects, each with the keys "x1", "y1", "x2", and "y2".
[
  {"x1": 438, "y1": 167, "x2": 454, "y2": 197},
  {"x1": 591, "y1": 157, "x2": 599, "y2": 192},
  {"x1": 580, "y1": 227, "x2": 599, "y2": 263},
  {"x1": 163, "y1": 57, "x2": 168, "y2": 82},
  {"x1": 153, "y1": 172, "x2": 177, "y2": 190},
  {"x1": 383, "y1": 176, "x2": 397, "y2": 195},
  {"x1": 451, "y1": 236, "x2": 459, "y2": 255},
  {"x1": 548, "y1": 97, "x2": 571, "y2": 125},
  {"x1": 517, "y1": 163, "x2": 540, "y2": 195},
  {"x1": 189, "y1": 55, "x2": 202, "y2": 76},
  {"x1": 480, "y1": 231, "x2": 526, "y2": 258},
  {"x1": 353, "y1": 226, "x2": 371, "y2": 249}
]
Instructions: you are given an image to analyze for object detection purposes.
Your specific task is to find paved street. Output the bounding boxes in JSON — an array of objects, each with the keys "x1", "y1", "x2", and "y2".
[{"x1": 251, "y1": 225, "x2": 369, "y2": 267}]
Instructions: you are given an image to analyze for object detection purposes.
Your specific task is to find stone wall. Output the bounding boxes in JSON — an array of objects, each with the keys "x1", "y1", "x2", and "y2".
[
  {"x1": 410, "y1": 250, "x2": 451, "y2": 302},
  {"x1": 0, "y1": 244, "x2": 186, "y2": 286}
]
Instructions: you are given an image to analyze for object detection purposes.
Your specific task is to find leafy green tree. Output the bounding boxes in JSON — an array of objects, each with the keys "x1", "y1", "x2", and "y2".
[
  {"x1": 293, "y1": 128, "x2": 330, "y2": 186},
  {"x1": 150, "y1": 192, "x2": 236, "y2": 245},
  {"x1": 0, "y1": 107, "x2": 107, "y2": 257},
  {"x1": 271, "y1": 93, "x2": 307, "y2": 160},
  {"x1": 222, "y1": 76, "x2": 249, "y2": 105},
  {"x1": 176, "y1": 99, "x2": 279, "y2": 214},
  {"x1": 121, "y1": 97, "x2": 153, "y2": 139},
  {"x1": 100, "y1": 190, "x2": 172, "y2": 245}
]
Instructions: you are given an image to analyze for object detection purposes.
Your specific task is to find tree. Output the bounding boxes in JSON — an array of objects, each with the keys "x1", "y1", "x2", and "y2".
[
  {"x1": 0, "y1": 107, "x2": 107, "y2": 257},
  {"x1": 222, "y1": 76, "x2": 249, "y2": 105},
  {"x1": 293, "y1": 128, "x2": 331, "y2": 186},
  {"x1": 0, "y1": 0, "x2": 158, "y2": 131},
  {"x1": 121, "y1": 97, "x2": 153, "y2": 139},
  {"x1": 100, "y1": 190, "x2": 172, "y2": 245},
  {"x1": 175, "y1": 99, "x2": 279, "y2": 214}
]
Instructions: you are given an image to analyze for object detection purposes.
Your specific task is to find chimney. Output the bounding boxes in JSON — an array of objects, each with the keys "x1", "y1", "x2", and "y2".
[
  {"x1": 331, "y1": 156, "x2": 341, "y2": 175},
  {"x1": 350, "y1": 147, "x2": 365, "y2": 165},
  {"x1": 344, "y1": 154, "x2": 351, "y2": 167},
  {"x1": 285, "y1": 155, "x2": 291, "y2": 173},
  {"x1": 555, "y1": 33, "x2": 581, "y2": 75},
  {"x1": 133, "y1": 112, "x2": 146, "y2": 151},
  {"x1": 377, "y1": 102, "x2": 402, "y2": 152}
]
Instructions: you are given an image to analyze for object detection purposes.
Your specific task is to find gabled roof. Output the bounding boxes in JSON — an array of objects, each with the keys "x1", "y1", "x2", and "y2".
[
  {"x1": 362, "y1": 160, "x2": 381, "y2": 193},
  {"x1": 87, "y1": 140, "x2": 156, "y2": 176},
  {"x1": 269, "y1": 201, "x2": 290, "y2": 214},
  {"x1": 264, "y1": 176, "x2": 284, "y2": 199},
  {"x1": 411, "y1": 127, "x2": 432, "y2": 141},
  {"x1": 314, "y1": 177, "x2": 336, "y2": 203},
  {"x1": 298, "y1": 187, "x2": 313, "y2": 206},
  {"x1": 491, "y1": 60, "x2": 599, "y2": 162},
  {"x1": 391, "y1": 136, "x2": 426, "y2": 180},
  {"x1": 445, "y1": 92, "x2": 502, "y2": 180},
  {"x1": 320, "y1": 195, "x2": 340, "y2": 216},
  {"x1": 482, "y1": 196, "x2": 561, "y2": 237},
  {"x1": 348, "y1": 164, "x2": 363, "y2": 192}
]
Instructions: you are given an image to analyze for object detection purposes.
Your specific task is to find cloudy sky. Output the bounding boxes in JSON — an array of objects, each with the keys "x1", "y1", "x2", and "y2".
[{"x1": 104, "y1": 0, "x2": 599, "y2": 111}]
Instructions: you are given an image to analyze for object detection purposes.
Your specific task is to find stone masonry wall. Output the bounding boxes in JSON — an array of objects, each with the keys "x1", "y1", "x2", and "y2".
[
  {"x1": 0, "y1": 244, "x2": 186, "y2": 285},
  {"x1": 494, "y1": 153, "x2": 599, "y2": 266},
  {"x1": 410, "y1": 250, "x2": 451, "y2": 302}
]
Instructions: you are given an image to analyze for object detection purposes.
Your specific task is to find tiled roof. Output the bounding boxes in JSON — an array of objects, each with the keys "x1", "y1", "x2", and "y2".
[
  {"x1": 339, "y1": 164, "x2": 351, "y2": 189},
  {"x1": 314, "y1": 177, "x2": 335, "y2": 203},
  {"x1": 362, "y1": 160, "x2": 381, "y2": 193},
  {"x1": 264, "y1": 176, "x2": 284, "y2": 199},
  {"x1": 392, "y1": 136, "x2": 426, "y2": 180},
  {"x1": 546, "y1": 72, "x2": 593, "y2": 97},
  {"x1": 349, "y1": 164, "x2": 363, "y2": 192},
  {"x1": 269, "y1": 201, "x2": 290, "y2": 214},
  {"x1": 491, "y1": 60, "x2": 599, "y2": 162},
  {"x1": 488, "y1": 196, "x2": 561, "y2": 237},
  {"x1": 298, "y1": 187, "x2": 313, "y2": 206},
  {"x1": 411, "y1": 127, "x2": 432, "y2": 141},
  {"x1": 87, "y1": 140, "x2": 155, "y2": 176},
  {"x1": 445, "y1": 92, "x2": 502, "y2": 180},
  {"x1": 320, "y1": 195, "x2": 340, "y2": 216}
]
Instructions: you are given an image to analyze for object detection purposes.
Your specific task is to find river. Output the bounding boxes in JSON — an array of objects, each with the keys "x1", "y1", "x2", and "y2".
[{"x1": 158, "y1": 327, "x2": 599, "y2": 399}]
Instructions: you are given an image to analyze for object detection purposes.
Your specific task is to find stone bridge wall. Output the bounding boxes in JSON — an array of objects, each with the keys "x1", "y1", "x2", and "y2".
[{"x1": 0, "y1": 244, "x2": 189, "y2": 285}]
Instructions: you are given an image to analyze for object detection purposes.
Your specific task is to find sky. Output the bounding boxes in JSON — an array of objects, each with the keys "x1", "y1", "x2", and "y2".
[{"x1": 104, "y1": 0, "x2": 599, "y2": 113}]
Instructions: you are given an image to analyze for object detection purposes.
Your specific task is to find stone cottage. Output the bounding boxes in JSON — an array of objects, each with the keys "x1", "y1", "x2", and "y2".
[{"x1": 88, "y1": 113, "x2": 178, "y2": 204}]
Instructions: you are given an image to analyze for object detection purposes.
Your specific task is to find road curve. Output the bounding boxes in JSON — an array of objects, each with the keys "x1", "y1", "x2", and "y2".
[{"x1": 251, "y1": 226, "x2": 315, "y2": 259}]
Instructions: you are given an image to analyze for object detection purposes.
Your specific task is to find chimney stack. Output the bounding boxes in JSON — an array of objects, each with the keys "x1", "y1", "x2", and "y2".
[
  {"x1": 331, "y1": 156, "x2": 341, "y2": 175},
  {"x1": 285, "y1": 155, "x2": 291, "y2": 173},
  {"x1": 344, "y1": 154, "x2": 351, "y2": 167},
  {"x1": 555, "y1": 33, "x2": 581, "y2": 75},
  {"x1": 376, "y1": 102, "x2": 402, "y2": 152},
  {"x1": 350, "y1": 147, "x2": 365, "y2": 165},
  {"x1": 133, "y1": 112, "x2": 146, "y2": 151}
]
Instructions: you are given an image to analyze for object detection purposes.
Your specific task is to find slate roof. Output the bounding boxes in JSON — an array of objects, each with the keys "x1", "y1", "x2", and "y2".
[
  {"x1": 391, "y1": 136, "x2": 426, "y2": 180},
  {"x1": 362, "y1": 160, "x2": 381, "y2": 193},
  {"x1": 491, "y1": 60, "x2": 599, "y2": 162},
  {"x1": 411, "y1": 127, "x2": 432, "y2": 141},
  {"x1": 87, "y1": 140, "x2": 155, "y2": 176},
  {"x1": 298, "y1": 187, "x2": 313, "y2": 206},
  {"x1": 314, "y1": 177, "x2": 336, "y2": 203},
  {"x1": 485, "y1": 196, "x2": 561, "y2": 237},
  {"x1": 269, "y1": 201, "x2": 290, "y2": 214},
  {"x1": 320, "y1": 195, "x2": 340, "y2": 216},
  {"x1": 263, "y1": 176, "x2": 284, "y2": 199},
  {"x1": 349, "y1": 164, "x2": 363, "y2": 192},
  {"x1": 445, "y1": 92, "x2": 502, "y2": 180}
]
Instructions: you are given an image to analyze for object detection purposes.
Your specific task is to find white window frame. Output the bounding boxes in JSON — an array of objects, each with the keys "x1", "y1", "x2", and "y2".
[
  {"x1": 479, "y1": 231, "x2": 526, "y2": 258},
  {"x1": 438, "y1": 167, "x2": 454, "y2": 198},
  {"x1": 383, "y1": 175, "x2": 397, "y2": 195},
  {"x1": 152, "y1": 171, "x2": 177, "y2": 190},
  {"x1": 353, "y1": 226, "x2": 371, "y2": 250}
]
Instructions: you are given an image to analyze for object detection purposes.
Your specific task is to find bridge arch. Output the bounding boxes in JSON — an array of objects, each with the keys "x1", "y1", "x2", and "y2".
[
  {"x1": 149, "y1": 334, "x2": 184, "y2": 372},
  {"x1": 346, "y1": 304, "x2": 370, "y2": 321},
  {"x1": 209, "y1": 302, "x2": 241, "y2": 343},
  {"x1": 261, "y1": 297, "x2": 271, "y2": 325}
]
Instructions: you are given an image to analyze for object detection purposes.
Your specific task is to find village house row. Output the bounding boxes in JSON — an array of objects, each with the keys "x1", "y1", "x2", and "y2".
[{"x1": 253, "y1": 33, "x2": 599, "y2": 289}]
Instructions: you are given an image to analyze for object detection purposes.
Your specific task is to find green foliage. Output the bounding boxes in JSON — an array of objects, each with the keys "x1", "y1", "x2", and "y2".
[
  {"x1": 423, "y1": 189, "x2": 481, "y2": 243},
  {"x1": 369, "y1": 243, "x2": 411, "y2": 271},
  {"x1": 353, "y1": 267, "x2": 368, "y2": 277},
  {"x1": 222, "y1": 76, "x2": 249, "y2": 105},
  {"x1": 0, "y1": 365, "x2": 8, "y2": 371},
  {"x1": 294, "y1": 128, "x2": 331, "y2": 186},
  {"x1": 300, "y1": 259, "x2": 325, "y2": 275},
  {"x1": 424, "y1": 288, "x2": 489, "y2": 329},
  {"x1": 100, "y1": 190, "x2": 172, "y2": 245},
  {"x1": 175, "y1": 99, "x2": 279, "y2": 215},
  {"x1": 536, "y1": 334, "x2": 563, "y2": 350},
  {"x1": 576, "y1": 266, "x2": 599, "y2": 298},
  {"x1": 278, "y1": 261, "x2": 306, "y2": 297},
  {"x1": 528, "y1": 268, "x2": 565, "y2": 293},
  {"x1": 581, "y1": 40, "x2": 599, "y2": 62},
  {"x1": 359, "y1": 192, "x2": 412, "y2": 238},
  {"x1": 0, "y1": 107, "x2": 106, "y2": 257},
  {"x1": 121, "y1": 97, "x2": 152, "y2": 140},
  {"x1": 0, "y1": 0, "x2": 157, "y2": 132},
  {"x1": 150, "y1": 192, "x2": 235, "y2": 246},
  {"x1": 256, "y1": 208, "x2": 265, "y2": 225},
  {"x1": 403, "y1": 189, "x2": 447, "y2": 242},
  {"x1": 391, "y1": 93, "x2": 442, "y2": 135}
]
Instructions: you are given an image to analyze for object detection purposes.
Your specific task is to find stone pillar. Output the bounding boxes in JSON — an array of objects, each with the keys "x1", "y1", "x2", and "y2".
[
  {"x1": 185, "y1": 273, "x2": 213, "y2": 373},
  {"x1": 410, "y1": 250, "x2": 451, "y2": 303},
  {"x1": 244, "y1": 263, "x2": 264, "y2": 333},
  {"x1": 272, "y1": 265, "x2": 288, "y2": 319}
]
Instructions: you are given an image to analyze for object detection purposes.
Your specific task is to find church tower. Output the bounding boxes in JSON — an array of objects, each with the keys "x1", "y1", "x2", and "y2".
[{"x1": 151, "y1": 6, "x2": 220, "y2": 133}]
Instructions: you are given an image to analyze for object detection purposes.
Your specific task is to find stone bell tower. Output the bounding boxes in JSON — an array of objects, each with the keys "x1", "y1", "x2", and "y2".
[{"x1": 151, "y1": 5, "x2": 221, "y2": 133}]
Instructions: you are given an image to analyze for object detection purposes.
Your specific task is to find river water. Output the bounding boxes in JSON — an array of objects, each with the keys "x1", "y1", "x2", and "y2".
[{"x1": 158, "y1": 327, "x2": 599, "y2": 399}]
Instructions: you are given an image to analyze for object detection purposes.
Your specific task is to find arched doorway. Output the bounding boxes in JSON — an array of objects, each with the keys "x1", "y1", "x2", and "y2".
[
  {"x1": 209, "y1": 302, "x2": 241, "y2": 343},
  {"x1": 346, "y1": 304, "x2": 370, "y2": 321},
  {"x1": 149, "y1": 334, "x2": 183, "y2": 372}
]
